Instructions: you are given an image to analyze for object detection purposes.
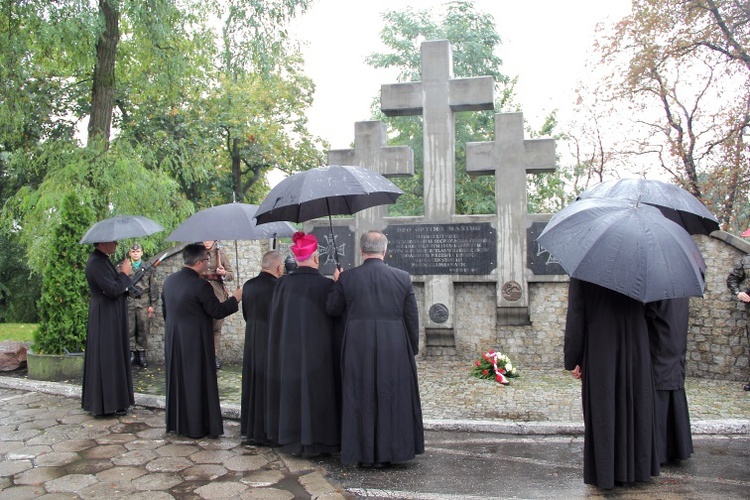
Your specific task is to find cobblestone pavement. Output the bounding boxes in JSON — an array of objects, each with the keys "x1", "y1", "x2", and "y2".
[
  {"x1": 0, "y1": 386, "x2": 349, "y2": 499},
  {"x1": 0, "y1": 359, "x2": 748, "y2": 499}
]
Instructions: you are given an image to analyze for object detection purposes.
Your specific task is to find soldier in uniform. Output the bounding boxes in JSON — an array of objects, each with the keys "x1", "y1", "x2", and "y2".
[
  {"x1": 202, "y1": 240, "x2": 233, "y2": 369},
  {"x1": 726, "y1": 253, "x2": 750, "y2": 391},
  {"x1": 126, "y1": 243, "x2": 157, "y2": 368}
]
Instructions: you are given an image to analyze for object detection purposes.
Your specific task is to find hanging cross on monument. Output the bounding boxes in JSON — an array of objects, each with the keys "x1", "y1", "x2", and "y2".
[
  {"x1": 380, "y1": 40, "x2": 494, "y2": 339},
  {"x1": 328, "y1": 121, "x2": 413, "y2": 260},
  {"x1": 467, "y1": 112, "x2": 556, "y2": 324}
]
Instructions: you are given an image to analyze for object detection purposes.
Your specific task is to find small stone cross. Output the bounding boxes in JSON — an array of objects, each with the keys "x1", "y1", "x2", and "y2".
[{"x1": 467, "y1": 112, "x2": 556, "y2": 322}]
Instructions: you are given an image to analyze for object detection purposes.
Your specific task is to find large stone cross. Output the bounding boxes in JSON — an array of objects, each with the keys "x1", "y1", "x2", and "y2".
[
  {"x1": 380, "y1": 40, "x2": 494, "y2": 219},
  {"x1": 467, "y1": 112, "x2": 556, "y2": 323},
  {"x1": 328, "y1": 120, "x2": 414, "y2": 259},
  {"x1": 379, "y1": 40, "x2": 494, "y2": 339}
]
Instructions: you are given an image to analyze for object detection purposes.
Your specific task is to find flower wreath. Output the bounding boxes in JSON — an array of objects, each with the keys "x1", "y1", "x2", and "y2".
[{"x1": 470, "y1": 349, "x2": 519, "y2": 385}]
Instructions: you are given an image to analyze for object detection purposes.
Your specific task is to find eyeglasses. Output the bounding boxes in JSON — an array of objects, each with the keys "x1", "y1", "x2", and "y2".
[{"x1": 200, "y1": 257, "x2": 210, "y2": 262}]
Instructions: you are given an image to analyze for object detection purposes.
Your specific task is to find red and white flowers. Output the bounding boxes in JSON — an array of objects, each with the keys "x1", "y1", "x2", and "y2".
[{"x1": 470, "y1": 349, "x2": 519, "y2": 385}]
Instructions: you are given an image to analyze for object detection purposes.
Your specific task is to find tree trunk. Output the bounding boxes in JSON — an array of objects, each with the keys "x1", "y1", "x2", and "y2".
[{"x1": 87, "y1": 0, "x2": 119, "y2": 147}]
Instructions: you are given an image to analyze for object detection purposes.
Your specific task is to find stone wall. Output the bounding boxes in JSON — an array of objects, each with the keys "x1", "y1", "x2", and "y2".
[{"x1": 145, "y1": 233, "x2": 749, "y2": 382}]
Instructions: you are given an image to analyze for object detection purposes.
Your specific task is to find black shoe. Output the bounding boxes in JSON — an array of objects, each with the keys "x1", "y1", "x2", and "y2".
[
  {"x1": 215, "y1": 358, "x2": 221, "y2": 370},
  {"x1": 115, "y1": 409, "x2": 129, "y2": 416},
  {"x1": 744, "y1": 383, "x2": 750, "y2": 391},
  {"x1": 138, "y1": 351, "x2": 148, "y2": 368},
  {"x1": 130, "y1": 351, "x2": 136, "y2": 366}
]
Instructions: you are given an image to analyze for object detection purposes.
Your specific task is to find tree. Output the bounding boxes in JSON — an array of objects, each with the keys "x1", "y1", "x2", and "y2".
[
  {"x1": 366, "y1": 0, "x2": 563, "y2": 215},
  {"x1": 34, "y1": 193, "x2": 94, "y2": 354},
  {"x1": 573, "y1": 0, "x2": 749, "y2": 231}
]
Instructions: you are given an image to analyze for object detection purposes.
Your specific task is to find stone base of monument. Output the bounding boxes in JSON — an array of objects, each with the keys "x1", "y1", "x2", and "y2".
[
  {"x1": 27, "y1": 351, "x2": 84, "y2": 382},
  {"x1": 497, "y1": 307, "x2": 531, "y2": 326},
  {"x1": 425, "y1": 328, "x2": 456, "y2": 356}
]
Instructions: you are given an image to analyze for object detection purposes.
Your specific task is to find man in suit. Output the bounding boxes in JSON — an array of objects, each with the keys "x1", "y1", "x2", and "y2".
[
  {"x1": 240, "y1": 250, "x2": 284, "y2": 444},
  {"x1": 161, "y1": 243, "x2": 242, "y2": 439},
  {"x1": 326, "y1": 230, "x2": 424, "y2": 468}
]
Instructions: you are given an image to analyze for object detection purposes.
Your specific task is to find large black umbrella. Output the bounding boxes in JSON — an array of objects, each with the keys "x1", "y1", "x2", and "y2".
[
  {"x1": 254, "y1": 165, "x2": 404, "y2": 266},
  {"x1": 166, "y1": 203, "x2": 296, "y2": 283},
  {"x1": 80, "y1": 215, "x2": 164, "y2": 244},
  {"x1": 537, "y1": 198, "x2": 706, "y2": 303},
  {"x1": 577, "y1": 178, "x2": 720, "y2": 235}
]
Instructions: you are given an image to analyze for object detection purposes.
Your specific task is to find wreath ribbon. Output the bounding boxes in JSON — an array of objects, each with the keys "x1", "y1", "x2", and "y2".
[{"x1": 485, "y1": 351, "x2": 509, "y2": 385}]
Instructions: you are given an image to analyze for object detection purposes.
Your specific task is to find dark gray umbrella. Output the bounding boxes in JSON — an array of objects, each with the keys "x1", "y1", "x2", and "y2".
[
  {"x1": 79, "y1": 215, "x2": 164, "y2": 244},
  {"x1": 254, "y1": 165, "x2": 403, "y2": 223},
  {"x1": 577, "y1": 178, "x2": 720, "y2": 235},
  {"x1": 537, "y1": 198, "x2": 706, "y2": 303},
  {"x1": 254, "y1": 165, "x2": 403, "y2": 266},
  {"x1": 166, "y1": 203, "x2": 296, "y2": 284}
]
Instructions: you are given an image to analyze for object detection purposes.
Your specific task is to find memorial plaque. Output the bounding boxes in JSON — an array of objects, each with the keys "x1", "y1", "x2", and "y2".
[
  {"x1": 310, "y1": 226, "x2": 354, "y2": 275},
  {"x1": 384, "y1": 223, "x2": 496, "y2": 275},
  {"x1": 527, "y1": 221, "x2": 567, "y2": 276}
]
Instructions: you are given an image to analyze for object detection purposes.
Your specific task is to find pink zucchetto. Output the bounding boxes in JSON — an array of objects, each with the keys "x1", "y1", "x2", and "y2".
[{"x1": 290, "y1": 231, "x2": 318, "y2": 261}]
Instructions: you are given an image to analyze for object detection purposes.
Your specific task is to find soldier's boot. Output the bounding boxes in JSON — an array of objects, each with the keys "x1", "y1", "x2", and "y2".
[
  {"x1": 139, "y1": 351, "x2": 148, "y2": 369},
  {"x1": 130, "y1": 351, "x2": 136, "y2": 366}
]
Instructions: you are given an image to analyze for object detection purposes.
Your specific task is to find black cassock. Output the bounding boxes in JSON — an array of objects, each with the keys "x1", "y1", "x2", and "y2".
[
  {"x1": 161, "y1": 267, "x2": 239, "y2": 438},
  {"x1": 564, "y1": 278, "x2": 660, "y2": 490},
  {"x1": 646, "y1": 297, "x2": 693, "y2": 464},
  {"x1": 240, "y1": 271, "x2": 278, "y2": 443},
  {"x1": 266, "y1": 266, "x2": 341, "y2": 457},
  {"x1": 327, "y1": 258, "x2": 424, "y2": 465},
  {"x1": 82, "y1": 249, "x2": 134, "y2": 416}
]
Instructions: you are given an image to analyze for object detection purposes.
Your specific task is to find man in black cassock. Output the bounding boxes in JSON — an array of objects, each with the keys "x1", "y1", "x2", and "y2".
[
  {"x1": 82, "y1": 240, "x2": 134, "y2": 417},
  {"x1": 564, "y1": 278, "x2": 660, "y2": 489},
  {"x1": 161, "y1": 243, "x2": 242, "y2": 439},
  {"x1": 266, "y1": 232, "x2": 341, "y2": 458},
  {"x1": 646, "y1": 297, "x2": 694, "y2": 464},
  {"x1": 327, "y1": 230, "x2": 424, "y2": 467},
  {"x1": 240, "y1": 250, "x2": 283, "y2": 444}
]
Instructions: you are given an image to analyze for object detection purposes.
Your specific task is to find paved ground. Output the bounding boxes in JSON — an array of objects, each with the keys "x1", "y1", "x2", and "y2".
[{"x1": 0, "y1": 358, "x2": 748, "y2": 499}]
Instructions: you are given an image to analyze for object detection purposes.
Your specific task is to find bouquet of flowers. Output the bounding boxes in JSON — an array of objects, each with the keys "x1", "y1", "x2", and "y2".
[{"x1": 471, "y1": 349, "x2": 519, "y2": 385}]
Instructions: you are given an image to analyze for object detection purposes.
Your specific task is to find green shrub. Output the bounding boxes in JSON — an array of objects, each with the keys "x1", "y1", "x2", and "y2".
[{"x1": 33, "y1": 193, "x2": 94, "y2": 354}]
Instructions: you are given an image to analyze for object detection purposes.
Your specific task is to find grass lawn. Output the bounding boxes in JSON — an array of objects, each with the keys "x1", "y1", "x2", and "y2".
[{"x1": 0, "y1": 323, "x2": 37, "y2": 343}]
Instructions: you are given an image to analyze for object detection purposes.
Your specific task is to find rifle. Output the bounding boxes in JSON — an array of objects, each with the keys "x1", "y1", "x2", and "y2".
[{"x1": 129, "y1": 252, "x2": 168, "y2": 298}]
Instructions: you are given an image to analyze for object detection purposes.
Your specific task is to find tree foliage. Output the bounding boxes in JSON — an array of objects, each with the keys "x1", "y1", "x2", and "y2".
[
  {"x1": 0, "y1": 0, "x2": 323, "y2": 321},
  {"x1": 572, "y1": 0, "x2": 749, "y2": 232},
  {"x1": 34, "y1": 193, "x2": 94, "y2": 354}
]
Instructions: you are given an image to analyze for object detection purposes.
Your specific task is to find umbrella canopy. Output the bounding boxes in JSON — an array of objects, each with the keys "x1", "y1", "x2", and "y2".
[
  {"x1": 80, "y1": 215, "x2": 164, "y2": 244},
  {"x1": 254, "y1": 165, "x2": 403, "y2": 224},
  {"x1": 577, "y1": 178, "x2": 720, "y2": 235},
  {"x1": 537, "y1": 198, "x2": 706, "y2": 303},
  {"x1": 166, "y1": 203, "x2": 295, "y2": 242}
]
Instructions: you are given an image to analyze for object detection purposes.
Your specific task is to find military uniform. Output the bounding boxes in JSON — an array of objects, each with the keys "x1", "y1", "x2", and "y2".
[
  {"x1": 726, "y1": 254, "x2": 750, "y2": 390},
  {"x1": 201, "y1": 243, "x2": 233, "y2": 367},
  {"x1": 127, "y1": 259, "x2": 158, "y2": 367}
]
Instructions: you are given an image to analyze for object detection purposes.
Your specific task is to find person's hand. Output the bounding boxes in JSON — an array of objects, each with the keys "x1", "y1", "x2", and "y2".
[
  {"x1": 333, "y1": 267, "x2": 341, "y2": 281},
  {"x1": 120, "y1": 258, "x2": 132, "y2": 276},
  {"x1": 147, "y1": 306, "x2": 154, "y2": 318},
  {"x1": 216, "y1": 266, "x2": 226, "y2": 276},
  {"x1": 570, "y1": 365, "x2": 582, "y2": 379},
  {"x1": 738, "y1": 291, "x2": 750, "y2": 303},
  {"x1": 231, "y1": 287, "x2": 242, "y2": 302}
]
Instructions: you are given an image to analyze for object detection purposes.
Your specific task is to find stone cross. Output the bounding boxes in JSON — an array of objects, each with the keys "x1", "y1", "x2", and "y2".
[
  {"x1": 328, "y1": 121, "x2": 413, "y2": 258},
  {"x1": 467, "y1": 112, "x2": 556, "y2": 323},
  {"x1": 380, "y1": 40, "x2": 494, "y2": 337},
  {"x1": 381, "y1": 40, "x2": 494, "y2": 219}
]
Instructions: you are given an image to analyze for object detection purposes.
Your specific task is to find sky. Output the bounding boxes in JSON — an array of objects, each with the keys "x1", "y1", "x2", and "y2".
[{"x1": 289, "y1": 0, "x2": 632, "y2": 150}]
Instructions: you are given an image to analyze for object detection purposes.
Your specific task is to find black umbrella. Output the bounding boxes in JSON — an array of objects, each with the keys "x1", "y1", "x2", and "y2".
[
  {"x1": 537, "y1": 198, "x2": 706, "y2": 303},
  {"x1": 166, "y1": 203, "x2": 296, "y2": 283},
  {"x1": 254, "y1": 165, "x2": 404, "y2": 266},
  {"x1": 80, "y1": 215, "x2": 164, "y2": 244},
  {"x1": 577, "y1": 178, "x2": 720, "y2": 235}
]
